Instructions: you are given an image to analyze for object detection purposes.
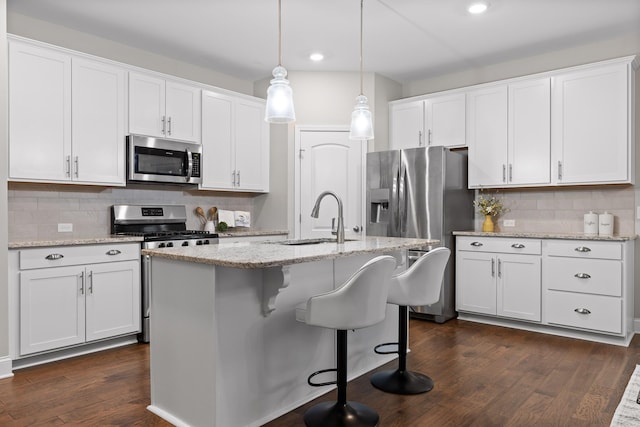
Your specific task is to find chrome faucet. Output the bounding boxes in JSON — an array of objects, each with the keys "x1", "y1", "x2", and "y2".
[{"x1": 310, "y1": 191, "x2": 345, "y2": 243}]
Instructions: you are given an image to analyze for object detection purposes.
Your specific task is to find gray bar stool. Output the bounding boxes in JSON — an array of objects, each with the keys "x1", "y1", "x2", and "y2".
[
  {"x1": 370, "y1": 247, "x2": 450, "y2": 394},
  {"x1": 296, "y1": 255, "x2": 397, "y2": 427}
]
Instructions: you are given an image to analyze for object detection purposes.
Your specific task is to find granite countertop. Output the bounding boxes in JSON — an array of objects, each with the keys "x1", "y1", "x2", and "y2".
[
  {"x1": 9, "y1": 235, "x2": 144, "y2": 249},
  {"x1": 453, "y1": 230, "x2": 637, "y2": 241},
  {"x1": 217, "y1": 228, "x2": 289, "y2": 238},
  {"x1": 141, "y1": 236, "x2": 436, "y2": 268}
]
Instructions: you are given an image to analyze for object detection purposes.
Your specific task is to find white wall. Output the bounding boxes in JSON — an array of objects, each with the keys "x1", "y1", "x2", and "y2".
[{"x1": 1, "y1": 0, "x2": 9, "y2": 364}]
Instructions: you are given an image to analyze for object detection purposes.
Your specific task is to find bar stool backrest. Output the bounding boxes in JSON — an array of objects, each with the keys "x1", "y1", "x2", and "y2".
[{"x1": 387, "y1": 247, "x2": 451, "y2": 307}]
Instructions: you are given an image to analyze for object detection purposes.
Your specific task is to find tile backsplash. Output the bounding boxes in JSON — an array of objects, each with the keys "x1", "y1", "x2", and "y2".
[
  {"x1": 480, "y1": 185, "x2": 635, "y2": 235},
  {"x1": 8, "y1": 183, "x2": 257, "y2": 241}
]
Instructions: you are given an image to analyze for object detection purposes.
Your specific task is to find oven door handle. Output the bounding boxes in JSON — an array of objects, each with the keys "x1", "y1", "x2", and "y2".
[{"x1": 185, "y1": 149, "x2": 193, "y2": 182}]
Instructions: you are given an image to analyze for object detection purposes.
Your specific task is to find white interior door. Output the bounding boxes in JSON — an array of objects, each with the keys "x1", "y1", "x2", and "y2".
[{"x1": 296, "y1": 127, "x2": 365, "y2": 240}]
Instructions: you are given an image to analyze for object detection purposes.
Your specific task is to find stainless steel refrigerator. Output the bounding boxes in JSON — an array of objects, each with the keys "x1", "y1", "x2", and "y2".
[{"x1": 366, "y1": 146, "x2": 474, "y2": 323}]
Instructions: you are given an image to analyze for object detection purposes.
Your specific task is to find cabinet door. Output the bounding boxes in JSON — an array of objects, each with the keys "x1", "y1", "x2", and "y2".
[
  {"x1": 129, "y1": 72, "x2": 166, "y2": 138},
  {"x1": 86, "y1": 261, "x2": 141, "y2": 342},
  {"x1": 467, "y1": 85, "x2": 508, "y2": 188},
  {"x1": 508, "y1": 78, "x2": 551, "y2": 186},
  {"x1": 166, "y1": 81, "x2": 201, "y2": 143},
  {"x1": 72, "y1": 58, "x2": 126, "y2": 185},
  {"x1": 497, "y1": 254, "x2": 541, "y2": 321},
  {"x1": 235, "y1": 99, "x2": 268, "y2": 191},
  {"x1": 389, "y1": 100, "x2": 424, "y2": 149},
  {"x1": 455, "y1": 251, "x2": 496, "y2": 315},
  {"x1": 552, "y1": 63, "x2": 630, "y2": 184},
  {"x1": 201, "y1": 91, "x2": 234, "y2": 189},
  {"x1": 20, "y1": 266, "x2": 85, "y2": 355},
  {"x1": 425, "y1": 93, "x2": 466, "y2": 148},
  {"x1": 9, "y1": 41, "x2": 71, "y2": 181}
]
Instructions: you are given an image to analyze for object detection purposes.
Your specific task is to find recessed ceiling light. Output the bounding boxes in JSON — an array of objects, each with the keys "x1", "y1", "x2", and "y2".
[
  {"x1": 468, "y1": 2, "x2": 489, "y2": 14},
  {"x1": 309, "y1": 52, "x2": 324, "y2": 62}
]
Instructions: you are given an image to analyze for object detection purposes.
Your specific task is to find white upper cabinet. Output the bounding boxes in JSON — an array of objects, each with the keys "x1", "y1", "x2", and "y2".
[
  {"x1": 201, "y1": 90, "x2": 269, "y2": 192},
  {"x1": 552, "y1": 62, "x2": 632, "y2": 185},
  {"x1": 389, "y1": 93, "x2": 466, "y2": 150},
  {"x1": 425, "y1": 92, "x2": 466, "y2": 148},
  {"x1": 9, "y1": 39, "x2": 126, "y2": 186},
  {"x1": 9, "y1": 41, "x2": 72, "y2": 182},
  {"x1": 129, "y1": 72, "x2": 201, "y2": 143},
  {"x1": 467, "y1": 85, "x2": 508, "y2": 187},
  {"x1": 389, "y1": 100, "x2": 424, "y2": 149}
]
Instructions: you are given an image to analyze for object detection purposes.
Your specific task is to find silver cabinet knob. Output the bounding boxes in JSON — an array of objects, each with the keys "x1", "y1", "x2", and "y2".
[
  {"x1": 511, "y1": 243, "x2": 525, "y2": 249},
  {"x1": 574, "y1": 273, "x2": 591, "y2": 279},
  {"x1": 574, "y1": 308, "x2": 591, "y2": 315},
  {"x1": 470, "y1": 241, "x2": 483, "y2": 247},
  {"x1": 575, "y1": 246, "x2": 591, "y2": 253},
  {"x1": 353, "y1": 225, "x2": 360, "y2": 232}
]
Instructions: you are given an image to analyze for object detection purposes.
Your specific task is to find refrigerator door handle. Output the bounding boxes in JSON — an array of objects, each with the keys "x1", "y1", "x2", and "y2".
[{"x1": 399, "y1": 167, "x2": 407, "y2": 233}]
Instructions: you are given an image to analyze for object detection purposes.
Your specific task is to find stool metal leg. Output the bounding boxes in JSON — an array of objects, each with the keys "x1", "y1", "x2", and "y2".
[
  {"x1": 370, "y1": 306, "x2": 434, "y2": 395},
  {"x1": 304, "y1": 330, "x2": 380, "y2": 427}
]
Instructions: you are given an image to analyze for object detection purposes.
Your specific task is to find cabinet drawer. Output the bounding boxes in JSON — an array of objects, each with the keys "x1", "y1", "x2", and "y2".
[
  {"x1": 544, "y1": 240, "x2": 621, "y2": 260},
  {"x1": 457, "y1": 236, "x2": 541, "y2": 255},
  {"x1": 545, "y1": 290, "x2": 622, "y2": 334},
  {"x1": 544, "y1": 258, "x2": 621, "y2": 296},
  {"x1": 19, "y1": 243, "x2": 139, "y2": 270}
]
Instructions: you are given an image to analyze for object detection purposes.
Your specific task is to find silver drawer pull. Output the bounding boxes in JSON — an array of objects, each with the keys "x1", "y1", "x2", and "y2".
[
  {"x1": 45, "y1": 253, "x2": 64, "y2": 260},
  {"x1": 511, "y1": 243, "x2": 525, "y2": 249},
  {"x1": 574, "y1": 273, "x2": 591, "y2": 279},
  {"x1": 470, "y1": 242, "x2": 483, "y2": 247},
  {"x1": 575, "y1": 246, "x2": 591, "y2": 253},
  {"x1": 106, "y1": 249, "x2": 122, "y2": 256},
  {"x1": 574, "y1": 308, "x2": 591, "y2": 315}
]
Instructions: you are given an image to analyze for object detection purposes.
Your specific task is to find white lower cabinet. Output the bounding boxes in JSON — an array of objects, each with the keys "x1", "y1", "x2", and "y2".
[
  {"x1": 456, "y1": 236, "x2": 634, "y2": 344},
  {"x1": 12, "y1": 243, "x2": 141, "y2": 356},
  {"x1": 456, "y1": 236, "x2": 541, "y2": 322}
]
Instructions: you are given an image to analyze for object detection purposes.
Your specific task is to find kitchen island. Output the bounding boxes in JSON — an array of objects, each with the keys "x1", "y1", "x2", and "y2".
[{"x1": 142, "y1": 236, "x2": 434, "y2": 427}]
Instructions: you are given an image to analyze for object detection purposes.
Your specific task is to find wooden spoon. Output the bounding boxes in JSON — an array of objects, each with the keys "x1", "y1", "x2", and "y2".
[
  {"x1": 195, "y1": 207, "x2": 207, "y2": 224},
  {"x1": 209, "y1": 207, "x2": 218, "y2": 222}
]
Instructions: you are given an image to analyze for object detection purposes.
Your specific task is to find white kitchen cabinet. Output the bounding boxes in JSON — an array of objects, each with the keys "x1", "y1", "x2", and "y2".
[
  {"x1": 456, "y1": 236, "x2": 541, "y2": 322},
  {"x1": 201, "y1": 90, "x2": 269, "y2": 192},
  {"x1": 8, "y1": 39, "x2": 126, "y2": 186},
  {"x1": 13, "y1": 243, "x2": 141, "y2": 356},
  {"x1": 468, "y1": 78, "x2": 550, "y2": 188},
  {"x1": 389, "y1": 93, "x2": 466, "y2": 150},
  {"x1": 389, "y1": 100, "x2": 424, "y2": 150},
  {"x1": 425, "y1": 92, "x2": 466, "y2": 148},
  {"x1": 129, "y1": 72, "x2": 201, "y2": 143},
  {"x1": 552, "y1": 62, "x2": 632, "y2": 185}
]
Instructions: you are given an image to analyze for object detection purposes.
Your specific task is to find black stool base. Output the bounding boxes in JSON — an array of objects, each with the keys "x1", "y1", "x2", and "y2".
[
  {"x1": 304, "y1": 401, "x2": 379, "y2": 427},
  {"x1": 370, "y1": 369, "x2": 434, "y2": 395}
]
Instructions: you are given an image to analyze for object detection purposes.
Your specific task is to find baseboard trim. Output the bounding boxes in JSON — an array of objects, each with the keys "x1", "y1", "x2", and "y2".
[
  {"x1": 0, "y1": 356, "x2": 14, "y2": 380},
  {"x1": 634, "y1": 318, "x2": 640, "y2": 334}
]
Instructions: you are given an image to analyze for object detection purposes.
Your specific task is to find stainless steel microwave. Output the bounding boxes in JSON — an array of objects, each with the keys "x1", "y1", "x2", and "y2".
[{"x1": 127, "y1": 134, "x2": 202, "y2": 185}]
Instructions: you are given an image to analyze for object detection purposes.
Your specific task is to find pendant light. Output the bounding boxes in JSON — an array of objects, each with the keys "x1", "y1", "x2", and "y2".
[
  {"x1": 265, "y1": 0, "x2": 296, "y2": 123},
  {"x1": 349, "y1": 0, "x2": 374, "y2": 140}
]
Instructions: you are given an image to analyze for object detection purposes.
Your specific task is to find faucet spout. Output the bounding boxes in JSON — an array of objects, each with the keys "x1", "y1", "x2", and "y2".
[{"x1": 310, "y1": 191, "x2": 345, "y2": 243}]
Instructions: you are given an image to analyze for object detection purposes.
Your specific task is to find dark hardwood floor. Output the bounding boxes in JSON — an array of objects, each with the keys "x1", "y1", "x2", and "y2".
[{"x1": 1, "y1": 319, "x2": 638, "y2": 426}]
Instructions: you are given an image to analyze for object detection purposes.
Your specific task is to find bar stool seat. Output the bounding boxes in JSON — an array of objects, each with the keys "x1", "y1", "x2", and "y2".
[
  {"x1": 296, "y1": 255, "x2": 397, "y2": 427},
  {"x1": 370, "y1": 247, "x2": 450, "y2": 395}
]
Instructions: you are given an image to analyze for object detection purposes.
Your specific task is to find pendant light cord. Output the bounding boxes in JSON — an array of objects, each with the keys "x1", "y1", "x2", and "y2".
[
  {"x1": 359, "y1": 0, "x2": 364, "y2": 95},
  {"x1": 278, "y1": 0, "x2": 283, "y2": 66}
]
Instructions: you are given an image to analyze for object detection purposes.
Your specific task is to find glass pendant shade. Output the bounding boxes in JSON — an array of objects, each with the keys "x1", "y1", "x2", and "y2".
[
  {"x1": 349, "y1": 94, "x2": 374, "y2": 140},
  {"x1": 265, "y1": 65, "x2": 295, "y2": 123}
]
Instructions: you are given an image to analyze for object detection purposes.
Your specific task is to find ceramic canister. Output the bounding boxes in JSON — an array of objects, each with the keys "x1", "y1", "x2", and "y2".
[
  {"x1": 583, "y1": 211, "x2": 598, "y2": 235},
  {"x1": 599, "y1": 212, "x2": 614, "y2": 237}
]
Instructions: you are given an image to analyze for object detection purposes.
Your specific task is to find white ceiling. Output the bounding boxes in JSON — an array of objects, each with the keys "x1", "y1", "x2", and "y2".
[{"x1": 7, "y1": 0, "x2": 640, "y2": 83}]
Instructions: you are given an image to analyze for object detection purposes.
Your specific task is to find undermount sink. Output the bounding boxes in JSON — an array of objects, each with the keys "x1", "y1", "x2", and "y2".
[{"x1": 276, "y1": 238, "x2": 358, "y2": 245}]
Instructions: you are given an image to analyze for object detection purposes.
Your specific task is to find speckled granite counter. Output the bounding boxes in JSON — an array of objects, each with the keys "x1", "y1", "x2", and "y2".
[
  {"x1": 217, "y1": 228, "x2": 289, "y2": 238},
  {"x1": 452, "y1": 231, "x2": 637, "y2": 241},
  {"x1": 9, "y1": 235, "x2": 144, "y2": 249},
  {"x1": 142, "y1": 236, "x2": 434, "y2": 268}
]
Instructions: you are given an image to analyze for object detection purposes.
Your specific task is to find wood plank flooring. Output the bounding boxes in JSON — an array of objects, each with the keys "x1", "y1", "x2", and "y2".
[{"x1": 1, "y1": 319, "x2": 639, "y2": 426}]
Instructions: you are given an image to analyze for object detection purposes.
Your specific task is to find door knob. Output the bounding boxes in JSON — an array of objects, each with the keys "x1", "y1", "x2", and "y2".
[{"x1": 353, "y1": 226, "x2": 360, "y2": 232}]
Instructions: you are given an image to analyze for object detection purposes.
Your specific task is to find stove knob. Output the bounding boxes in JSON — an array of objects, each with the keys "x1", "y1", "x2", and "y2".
[
  {"x1": 196, "y1": 240, "x2": 203, "y2": 245},
  {"x1": 166, "y1": 242, "x2": 174, "y2": 248},
  {"x1": 158, "y1": 243, "x2": 166, "y2": 248},
  {"x1": 181, "y1": 241, "x2": 189, "y2": 247},
  {"x1": 203, "y1": 240, "x2": 210, "y2": 245}
]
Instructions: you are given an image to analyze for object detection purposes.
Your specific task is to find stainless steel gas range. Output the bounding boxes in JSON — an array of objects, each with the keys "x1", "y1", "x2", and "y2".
[{"x1": 111, "y1": 204, "x2": 218, "y2": 343}]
